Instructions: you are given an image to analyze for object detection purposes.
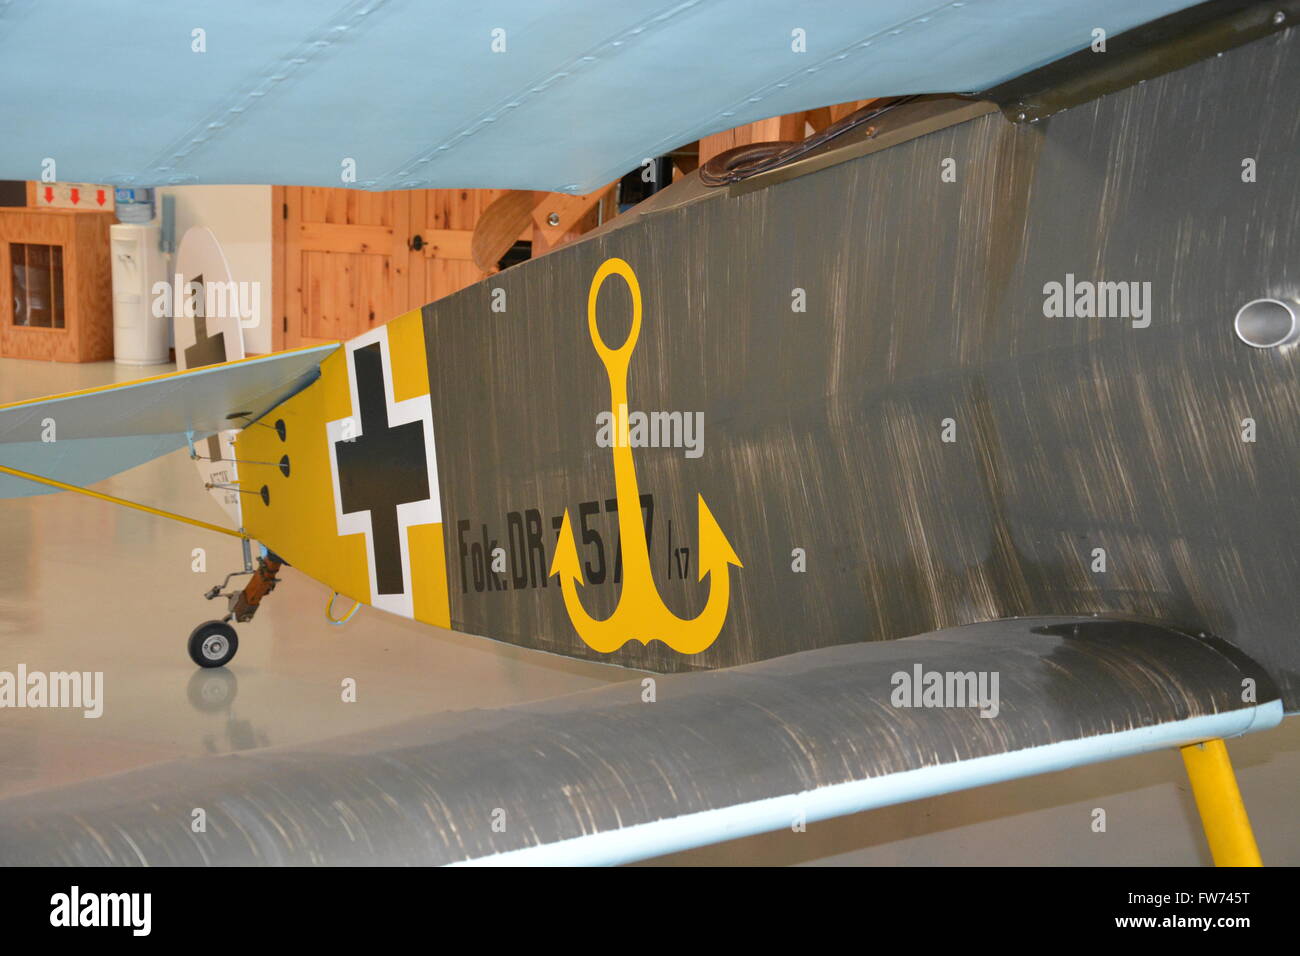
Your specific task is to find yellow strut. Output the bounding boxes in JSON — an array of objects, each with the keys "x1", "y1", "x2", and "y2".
[
  {"x1": 1180, "y1": 738, "x2": 1262, "y2": 867},
  {"x1": 0, "y1": 462, "x2": 247, "y2": 540}
]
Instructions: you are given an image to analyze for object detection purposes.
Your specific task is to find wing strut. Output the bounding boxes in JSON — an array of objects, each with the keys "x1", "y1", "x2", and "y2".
[
  {"x1": 1181, "y1": 739, "x2": 1264, "y2": 866},
  {"x1": 0, "y1": 462, "x2": 246, "y2": 539}
]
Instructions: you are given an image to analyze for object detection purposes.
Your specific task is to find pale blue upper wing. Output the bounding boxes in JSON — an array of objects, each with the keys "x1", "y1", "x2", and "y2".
[{"x1": 0, "y1": 0, "x2": 1198, "y2": 192}]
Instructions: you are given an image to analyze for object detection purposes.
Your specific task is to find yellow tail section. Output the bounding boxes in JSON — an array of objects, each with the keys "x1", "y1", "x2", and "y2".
[{"x1": 237, "y1": 310, "x2": 450, "y2": 627}]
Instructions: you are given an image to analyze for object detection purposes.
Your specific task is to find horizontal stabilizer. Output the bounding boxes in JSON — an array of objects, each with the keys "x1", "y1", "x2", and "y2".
[
  {"x1": 0, "y1": 345, "x2": 336, "y2": 499},
  {"x1": 0, "y1": 617, "x2": 1281, "y2": 865}
]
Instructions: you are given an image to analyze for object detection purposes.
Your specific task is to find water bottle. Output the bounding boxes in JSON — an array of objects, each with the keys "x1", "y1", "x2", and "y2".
[{"x1": 114, "y1": 187, "x2": 155, "y2": 224}]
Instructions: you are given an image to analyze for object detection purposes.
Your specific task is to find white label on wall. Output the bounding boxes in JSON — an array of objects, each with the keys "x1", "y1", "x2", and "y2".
[{"x1": 34, "y1": 182, "x2": 114, "y2": 210}]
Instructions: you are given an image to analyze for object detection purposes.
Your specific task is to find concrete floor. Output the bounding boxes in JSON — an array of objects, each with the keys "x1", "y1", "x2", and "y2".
[{"x1": 1, "y1": 355, "x2": 1296, "y2": 866}]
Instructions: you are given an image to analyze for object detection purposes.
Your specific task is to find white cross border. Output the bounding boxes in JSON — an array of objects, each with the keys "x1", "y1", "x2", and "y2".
[{"x1": 326, "y1": 326, "x2": 441, "y2": 619}]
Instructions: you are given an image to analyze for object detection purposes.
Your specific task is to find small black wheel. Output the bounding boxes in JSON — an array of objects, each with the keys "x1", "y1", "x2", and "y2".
[{"x1": 188, "y1": 620, "x2": 238, "y2": 668}]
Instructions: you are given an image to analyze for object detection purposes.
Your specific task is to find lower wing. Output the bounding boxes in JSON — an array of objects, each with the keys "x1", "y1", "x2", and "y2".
[{"x1": 0, "y1": 616, "x2": 1280, "y2": 865}]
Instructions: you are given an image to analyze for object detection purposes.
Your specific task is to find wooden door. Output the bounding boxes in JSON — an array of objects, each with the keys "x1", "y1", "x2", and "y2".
[
  {"x1": 279, "y1": 187, "x2": 514, "y2": 349},
  {"x1": 406, "y1": 189, "x2": 512, "y2": 306},
  {"x1": 282, "y1": 186, "x2": 412, "y2": 348}
]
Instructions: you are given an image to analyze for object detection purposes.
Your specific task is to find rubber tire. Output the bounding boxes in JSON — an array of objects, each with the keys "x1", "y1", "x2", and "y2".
[{"x1": 188, "y1": 620, "x2": 239, "y2": 668}]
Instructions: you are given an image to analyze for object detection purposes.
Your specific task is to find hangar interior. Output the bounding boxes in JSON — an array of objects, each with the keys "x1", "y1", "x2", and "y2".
[{"x1": 0, "y1": 0, "x2": 1297, "y2": 868}]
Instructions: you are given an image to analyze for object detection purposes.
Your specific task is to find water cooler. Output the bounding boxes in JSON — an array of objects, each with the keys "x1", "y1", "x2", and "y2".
[{"x1": 110, "y1": 221, "x2": 169, "y2": 365}]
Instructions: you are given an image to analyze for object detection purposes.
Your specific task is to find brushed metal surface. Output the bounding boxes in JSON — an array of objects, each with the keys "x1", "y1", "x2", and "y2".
[
  {"x1": 0, "y1": 617, "x2": 1277, "y2": 865},
  {"x1": 423, "y1": 26, "x2": 1300, "y2": 708}
]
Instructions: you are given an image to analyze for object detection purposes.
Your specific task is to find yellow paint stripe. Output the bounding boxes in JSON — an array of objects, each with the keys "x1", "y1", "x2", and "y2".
[
  {"x1": 235, "y1": 313, "x2": 451, "y2": 626},
  {"x1": 1180, "y1": 738, "x2": 1263, "y2": 866},
  {"x1": 386, "y1": 310, "x2": 430, "y2": 402},
  {"x1": 0, "y1": 462, "x2": 245, "y2": 539},
  {"x1": 410, "y1": 522, "x2": 451, "y2": 628},
  {"x1": 236, "y1": 345, "x2": 371, "y2": 604},
  {"x1": 0, "y1": 343, "x2": 340, "y2": 412}
]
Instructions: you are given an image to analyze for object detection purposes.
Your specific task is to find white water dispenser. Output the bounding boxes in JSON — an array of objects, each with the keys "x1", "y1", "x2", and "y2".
[{"x1": 110, "y1": 222, "x2": 168, "y2": 365}]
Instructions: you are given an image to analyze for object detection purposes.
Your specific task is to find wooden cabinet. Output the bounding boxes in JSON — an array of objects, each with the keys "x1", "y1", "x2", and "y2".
[{"x1": 0, "y1": 209, "x2": 112, "y2": 362}]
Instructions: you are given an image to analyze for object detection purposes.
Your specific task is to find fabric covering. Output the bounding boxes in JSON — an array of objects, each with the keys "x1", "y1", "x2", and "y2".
[
  {"x1": 0, "y1": 617, "x2": 1280, "y2": 865},
  {"x1": 0, "y1": 345, "x2": 335, "y2": 497},
  {"x1": 0, "y1": 0, "x2": 1197, "y2": 191}
]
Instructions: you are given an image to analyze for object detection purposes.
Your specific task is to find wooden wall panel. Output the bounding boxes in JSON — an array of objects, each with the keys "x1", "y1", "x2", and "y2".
[
  {"x1": 271, "y1": 185, "x2": 286, "y2": 351},
  {"x1": 408, "y1": 189, "x2": 502, "y2": 307},
  {"x1": 72, "y1": 211, "x2": 113, "y2": 361},
  {"x1": 284, "y1": 186, "x2": 410, "y2": 347},
  {"x1": 282, "y1": 186, "x2": 505, "y2": 345},
  {"x1": 275, "y1": 102, "x2": 877, "y2": 349}
]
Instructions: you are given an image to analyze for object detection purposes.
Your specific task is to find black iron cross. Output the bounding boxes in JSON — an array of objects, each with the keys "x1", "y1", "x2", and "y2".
[
  {"x1": 183, "y1": 274, "x2": 228, "y2": 369},
  {"x1": 334, "y1": 343, "x2": 430, "y2": 595}
]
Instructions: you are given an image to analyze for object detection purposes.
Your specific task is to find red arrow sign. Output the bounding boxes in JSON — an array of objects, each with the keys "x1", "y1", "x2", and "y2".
[
  {"x1": 96, "y1": 189, "x2": 106, "y2": 206},
  {"x1": 70, "y1": 188, "x2": 80, "y2": 205},
  {"x1": 43, "y1": 186, "x2": 53, "y2": 203}
]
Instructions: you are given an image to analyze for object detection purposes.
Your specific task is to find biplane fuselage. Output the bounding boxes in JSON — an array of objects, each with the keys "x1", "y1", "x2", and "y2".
[
  {"x1": 242, "y1": 45, "x2": 1300, "y2": 714},
  {"x1": 0, "y1": 0, "x2": 1295, "y2": 868}
]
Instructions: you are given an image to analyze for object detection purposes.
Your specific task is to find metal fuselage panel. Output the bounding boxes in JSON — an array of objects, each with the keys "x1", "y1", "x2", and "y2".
[{"x1": 417, "y1": 27, "x2": 1300, "y2": 706}]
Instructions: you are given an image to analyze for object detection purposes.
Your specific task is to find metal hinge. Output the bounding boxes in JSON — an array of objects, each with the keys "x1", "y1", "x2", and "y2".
[{"x1": 985, "y1": 0, "x2": 1300, "y2": 124}]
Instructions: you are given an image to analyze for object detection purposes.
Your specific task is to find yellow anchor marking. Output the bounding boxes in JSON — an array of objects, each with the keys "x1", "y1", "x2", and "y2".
[{"x1": 549, "y1": 257, "x2": 742, "y2": 654}]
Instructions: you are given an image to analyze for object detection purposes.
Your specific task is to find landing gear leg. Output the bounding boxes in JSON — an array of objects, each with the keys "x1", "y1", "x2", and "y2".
[{"x1": 191, "y1": 541, "x2": 284, "y2": 668}]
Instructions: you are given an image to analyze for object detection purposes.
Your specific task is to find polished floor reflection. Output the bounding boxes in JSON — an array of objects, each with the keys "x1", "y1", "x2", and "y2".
[
  {"x1": 1, "y1": 356, "x2": 1296, "y2": 865},
  {"x1": 0, "y1": 356, "x2": 634, "y2": 805}
]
